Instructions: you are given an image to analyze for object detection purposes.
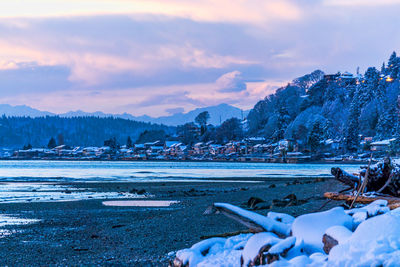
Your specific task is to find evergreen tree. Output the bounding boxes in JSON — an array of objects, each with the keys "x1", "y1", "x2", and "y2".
[
  {"x1": 345, "y1": 99, "x2": 360, "y2": 152},
  {"x1": 377, "y1": 104, "x2": 398, "y2": 138},
  {"x1": 215, "y1": 118, "x2": 243, "y2": 143},
  {"x1": 387, "y1": 51, "x2": 399, "y2": 79},
  {"x1": 308, "y1": 120, "x2": 323, "y2": 153},
  {"x1": 47, "y1": 137, "x2": 57, "y2": 149},
  {"x1": 57, "y1": 133, "x2": 64, "y2": 146},
  {"x1": 195, "y1": 111, "x2": 210, "y2": 136},
  {"x1": 126, "y1": 136, "x2": 133, "y2": 148},
  {"x1": 273, "y1": 105, "x2": 290, "y2": 141},
  {"x1": 381, "y1": 62, "x2": 386, "y2": 74},
  {"x1": 323, "y1": 119, "x2": 335, "y2": 139},
  {"x1": 23, "y1": 144, "x2": 32, "y2": 150}
]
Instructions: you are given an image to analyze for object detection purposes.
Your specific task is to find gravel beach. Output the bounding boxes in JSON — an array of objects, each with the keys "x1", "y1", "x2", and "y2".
[{"x1": 0, "y1": 177, "x2": 346, "y2": 266}]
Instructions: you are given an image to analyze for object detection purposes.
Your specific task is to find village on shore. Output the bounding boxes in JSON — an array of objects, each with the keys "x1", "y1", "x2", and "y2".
[{"x1": 2, "y1": 135, "x2": 396, "y2": 163}]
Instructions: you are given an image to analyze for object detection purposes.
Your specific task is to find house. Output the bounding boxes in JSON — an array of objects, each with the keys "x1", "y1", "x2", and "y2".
[
  {"x1": 370, "y1": 138, "x2": 397, "y2": 151},
  {"x1": 324, "y1": 74, "x2": 340, "y2": 81},
  {"x1": 164, "y1": 141, "x2": 180, "y2": 150},
  {"x1": 323, "y1": 139, "x2": 341, "y2": 151}
]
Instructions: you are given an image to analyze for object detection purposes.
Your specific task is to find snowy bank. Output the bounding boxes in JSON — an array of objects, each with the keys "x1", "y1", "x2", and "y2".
[{"x1": 172, "y1": 200, "x2": 400, "y2": 266}]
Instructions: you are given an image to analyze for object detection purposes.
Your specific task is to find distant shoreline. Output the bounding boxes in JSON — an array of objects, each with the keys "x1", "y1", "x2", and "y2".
[{"x1": 0, "y1": 158, "x2": 370, "y2": 164}]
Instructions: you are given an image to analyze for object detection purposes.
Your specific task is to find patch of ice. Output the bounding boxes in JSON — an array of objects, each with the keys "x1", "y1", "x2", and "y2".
[{"x1": 102, "y1": 200, "x2": 179, "y2": 207}]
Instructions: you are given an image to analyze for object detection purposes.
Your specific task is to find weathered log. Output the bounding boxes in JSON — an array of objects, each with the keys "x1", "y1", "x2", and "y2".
[
  {"x1": 331, "y1": 167, "x2": 359, "y2": 187},
  {"x1": 332, "y1": 157, "x2": 400, "y2": 197},
  {"x1": 200, "y1": 229, "x2": 252, "y2": 240},
  {"x1": 324, "y1": 192, "x2": 400, "y2": 209},
  {"x1": 240, "y1": 234, "x2": 295, "y2": 267},
  {"x1": 265, "y1": 236, "x2": 296, "y2": 264},
  {"x1": 240, "y1": 233, "x2": 279, "y2": 267}
]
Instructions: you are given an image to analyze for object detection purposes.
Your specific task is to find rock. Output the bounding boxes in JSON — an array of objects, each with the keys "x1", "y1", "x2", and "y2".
[
  {"x1": 268, "y1": 184, "x2": 276, "y2": 188},
  {"x1": 137, "y1": 189, "x2": 146, "y2": 194},
  {"x1": 247, "y1": 197, "x2": 265, "y2": 209},
  {"x1": 284, "y1": 194, "x2": 297, "y2": 201},
  {"x1": 322, "y1": 234, "x2": 338, "y2": 254}
]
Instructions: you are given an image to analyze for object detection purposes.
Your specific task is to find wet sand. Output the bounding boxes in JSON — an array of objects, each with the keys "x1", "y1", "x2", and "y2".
[{"x1": 0, "y1": 178, "x2": 346, "y2": 266}]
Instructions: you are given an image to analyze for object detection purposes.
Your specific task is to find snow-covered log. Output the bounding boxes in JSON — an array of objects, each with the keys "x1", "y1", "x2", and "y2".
[
  {"x1": 175, "y1": 201, "x2": 400, "y2": 266},
  {"x1": 331, "y1": 158, "x2": 400, "y2": 197},
  {"x1": 173, "y1": 237, "x2": 226, "y2": 267},
  {"x1": 331, "y1": 167, "x2": 359, "y2": 187},
  {"x1": 204, "y1": 203, "x2": 291, "y2": 237},
  {"x1": 240, "y1": 232, "x2": 279, "y2": 266}
]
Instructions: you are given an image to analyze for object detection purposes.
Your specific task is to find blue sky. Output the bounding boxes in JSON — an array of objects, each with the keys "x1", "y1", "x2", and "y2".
[{"x1": 0, "y1": 0, "x2": 399, "y2": 116}]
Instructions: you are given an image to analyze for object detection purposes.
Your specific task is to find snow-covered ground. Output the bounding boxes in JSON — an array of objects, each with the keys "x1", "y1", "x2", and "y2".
[{"x1": 173, "y1": 200, "x2": 400, "y2": 266}]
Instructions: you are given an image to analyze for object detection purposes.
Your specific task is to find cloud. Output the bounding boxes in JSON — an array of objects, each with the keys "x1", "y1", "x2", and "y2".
[
  {"x1": 216, "y1": 71, "x2": 247, "y2": 92},
  {"x1": 323, "y1": 0, "x2": 400, "y2": 7},
  {"x1": 1, "y1": 1, "x2": 400, "y2": 117},
  {"x1": 0, "y1": 1, "x2": 302, "y2": 26}
]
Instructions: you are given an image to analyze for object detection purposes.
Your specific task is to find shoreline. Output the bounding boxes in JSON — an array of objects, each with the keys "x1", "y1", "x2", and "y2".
[
  {"x1": 0, "y1": 178, "x2": 346, "y2": 266},
  {"x1": 0, "y1": 158, "x2": 371, "y2": 164}
]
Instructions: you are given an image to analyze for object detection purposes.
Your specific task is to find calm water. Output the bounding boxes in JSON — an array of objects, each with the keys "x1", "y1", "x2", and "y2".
[{"x1": 0, "y1": 160, "x2": 362, "y2": 182}]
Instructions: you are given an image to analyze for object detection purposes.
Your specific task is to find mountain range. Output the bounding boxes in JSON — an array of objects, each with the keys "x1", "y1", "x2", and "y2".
[{"x1": 0, "y1": 103, "x2": 249, "y2": 126}]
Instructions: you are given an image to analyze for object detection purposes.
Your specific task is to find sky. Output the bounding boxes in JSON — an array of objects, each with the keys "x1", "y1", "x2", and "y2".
[{"x1": 0, "y1": 0, "x2": 400, "y2": 116}]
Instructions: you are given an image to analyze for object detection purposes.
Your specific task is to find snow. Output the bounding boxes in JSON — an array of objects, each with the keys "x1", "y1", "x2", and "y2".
[
  {"x1": 328, "y1": 209, "x2": 400, "y2": 266},
  {"x1": 345, "y1": 200, "x2": 390, "y2": 226},
  {"x1": 370, "y1": 138, "x2": 396, "y2": 146},
  {"x1": 268, "y1": 236, "x2": 296, "y2": 254},
  {"x1": 174, "y1": 203, "x2": 400, "y2": 266},
  {"x1": 267, "y1": 212, "x2": 295, "y2": 225},
  {"x1": 214, "y1": 203, "x2": 291, "y2": 236},
  {"x1": 325, "y1": 226, "x2": 352, "y2": 243},
  {"x1": 241, "y1": 233, "x2": 279, "y2": 266},
  {"x1": 291, "y1": 207, "x2": 353, "y2": 253}
]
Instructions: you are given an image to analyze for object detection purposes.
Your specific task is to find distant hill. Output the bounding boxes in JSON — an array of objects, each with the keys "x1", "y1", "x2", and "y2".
[
  {"x1": 0, "y1": 103, "x2": 248, "y2": 126},
  {"x1": 145, "y1": 104, "x2": 249, "y2": 126},
  {"x1": 0, "y1": 116, "x2": 173, "y2": 148},
  {"x1": 0, "y1": 104, "x2": 53, "y2": 117}
]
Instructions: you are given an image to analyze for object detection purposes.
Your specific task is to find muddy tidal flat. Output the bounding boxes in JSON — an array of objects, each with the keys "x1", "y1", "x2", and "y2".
[{"x1": 0, "y1": 178, "x2": 346, "y2": 266}]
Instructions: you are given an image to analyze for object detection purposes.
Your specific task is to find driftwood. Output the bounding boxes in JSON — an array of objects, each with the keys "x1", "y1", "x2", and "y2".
[
  {"x1": 331, "y1": 157, "x2": 400, "y2": 197},
  {"x1": 204, "y1": 204, "x2": 266, "y2": 233},
  {"x1": 350, "y1": 156, "x2": 373, "y2": 208},
  {"x1": 324, "y1": 192, "x2": 400, "y2": 209},
  {"x1": 240, "y1": 234, "x2": 295, "y2": 267},
  {"x1": 204, "y1": 203, "x2": 290, "y2": 237},
  {"x1": 200, "y1": 229, "x2": 252, "y2": 240}
]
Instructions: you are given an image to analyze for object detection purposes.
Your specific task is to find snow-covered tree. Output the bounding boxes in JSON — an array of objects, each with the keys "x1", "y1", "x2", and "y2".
[{"x1": 308, "y1": 120, "x2": 324, "y2": 153}]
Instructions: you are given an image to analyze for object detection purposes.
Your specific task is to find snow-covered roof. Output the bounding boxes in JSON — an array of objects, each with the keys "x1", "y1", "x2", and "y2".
[
  {"x1": 370, "y1": 138, "x2": 396, "y2": 146},
  {"x1": 165, "y1": 141, "x2": 179, "y2": 148}
]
